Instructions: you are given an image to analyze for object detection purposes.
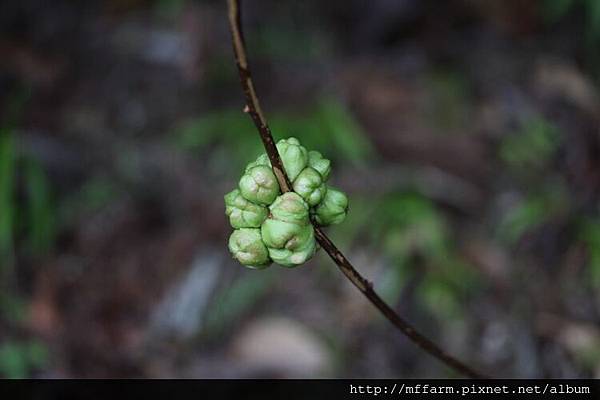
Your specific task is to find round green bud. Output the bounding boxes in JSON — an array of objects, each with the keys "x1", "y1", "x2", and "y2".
[
  {"x1": 228, "y1": 228, "x2": 271, "y2": 269},
  {"x1": 308, "y1": 150, "x2": 331, "y2": 181},
  {"x1": 224, "y1": 189, "x2": 268, "y2": 228},
  {"x1": 261, "y1": 218, "x2": 312, "y2": 250},
  {"x1": 269, "y1": 192, "x2": 310, "y2": 225},
  {"x1": 261, "y1": 192, "x2": 317, "y2": 267},
  {"x1": 245, "y1": 153, "x2": 271, "y2": 173},
  {"x1": 267, "y1": 227, "x2": 317, "y2": 267},
  {"x1": 292, "y1": 167, "x2": 327, "y2": 207},
  {"x1": 276, "y1": 137, "x2": 308, "y2": 181},
  {"x1": 314, "y1": 187, "x2": 348, "y2": 226},
  {"x1": 239, "y1": 165, "x2": 280, "y2": 205}
]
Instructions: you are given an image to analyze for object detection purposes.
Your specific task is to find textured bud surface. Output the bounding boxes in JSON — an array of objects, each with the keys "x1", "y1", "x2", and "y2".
[
  {"x1": 267, "y1": 226, "x2": 317, "y2": 267},
  {"x1": 228, "y1": 228, "x2": 271, "y2": 268},
  {"x1": 224, "y1": 189, "x2": 268, "y2": 228},
  {"x1": 314, "y1": 187, "x2": 348, "y2": 226},
  {"x1": 245, "y1": 153, "x2": 270, "y2": 172},
  {"x1": 239, "y1": 165, "x2": 280, "y2": 205},
  {"x1": 293, "y1": 167, "x2": 327, "y2": 207},
  {"x1": 276, "y1": 137, "x2": 308, "y2": 181},
  {"x1": 261, "y1": 218, "x2": 312, "y2": 249},
  {"x1": 269, "y1": 192, "x2": 310, "y2": 225},
  {"x1": 308, "y1": 150, "x2": 331, "y2": 181}
]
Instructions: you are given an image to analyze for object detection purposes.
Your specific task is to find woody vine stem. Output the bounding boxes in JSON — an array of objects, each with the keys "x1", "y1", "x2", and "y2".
[{"x1": 226, "y1": 0, "x2": 486, "y2": 379}]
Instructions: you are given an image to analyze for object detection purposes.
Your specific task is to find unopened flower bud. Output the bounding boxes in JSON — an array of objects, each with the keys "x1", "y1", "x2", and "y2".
[
  {"x1": 314, "y1": 187, "x2": 348, "y2": 226},
  {"x1": 261, "y1": 192, "x2": 317, "y2": 267},
  {"x1": 267, "y1": 226, "x2": 317, "y2": 267},
  {"x1": 228, "y1": 228, "x2": 271, "y2": 269},
  {"x1": 276, "y1": 137, "x2": 308, "y2": 181},
  {"x1": 245, "y1": 153, "x2": 270, "y2": 173},
  {"x1": 308, "y1": 150, "x2": 331, "y2": 181},
  {"x1": 269, "y1": 192, "x2": 309, "y2": 225},
  {"x1": 293, "y1": 167, "x2": 327, "y2": 207},
  {"x1": 261, "y1": 217, "x2": 312, "y2": 250},
  {"x1": 224, "y1": 189, "x2": 268, "y2": 228},
  {"x1": 239, "y1": 165, "x2": 280, "y2": 205}
]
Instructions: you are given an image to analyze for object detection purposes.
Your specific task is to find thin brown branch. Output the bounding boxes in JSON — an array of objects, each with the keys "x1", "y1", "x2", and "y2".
[
  {"x1": 226, "y1": 0, "x2": 487, "y2": 379},
  {"x1": 226, "y1": 0, "x2": 292, "y2": 192}
]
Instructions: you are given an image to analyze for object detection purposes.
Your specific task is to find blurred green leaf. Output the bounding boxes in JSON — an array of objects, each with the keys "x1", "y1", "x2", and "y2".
[
  {"x1": 202, "y1": 269, "x2": 277, "y2": 337},
  {"x1": 154, "y1": 0, "x2": 186, "y2": 20},
  {"x1": 172, "y1": 110, "x2": 264, "y2": 172},
  {"x1": 579, "y1": 219, "x2": 600, "y2": 288},
  {"x1": 173, "y1": 96, "x2": 374, "y2": 172},
  {"x1": 425, "y1": 70, "x2": 471, "y2": 131},
  {"x1": 314, "y1": 97, "x2": 374, "y2": 164},
  {"x1": 498, "y1": 197, "x2": 547, "y2": 244},
  {"x1": 542, "y1": 0, "x2": 600, "y2": 43},
  {"x1": 379, "y1": 257, "x2": 412, "y2": 305},
  {"x1": 424, "y1": 256, "x2": 478, "y2": 312},
  {"x1": 542, "y1": 0, "x2": 575, "y2": 22},
  {"x1": 24, "y1": 159, "x2": 55, "y2": 256},
  {"x1": 204, "y1": 54, "x2": 238, "y2": 88},
  {"x1": 249, "y1": 23, "x2": 328, "y2": 61},
  {"x1": 26, "y1": 340, "x2": 48, "y2": 369},
  {"x1": 78, "y1": 177, "x2": 118, "y2": 213},
  {"x1": 0, "y1": 131, "x2": 15, "y2": 262},
  {"x1": 0, "y1": 340, "x2": 48, "y2": 378},
  {"x1": 58, "y1": 176, "x2": 119, "y2": 227},
  {"x1": 419, "y1": 278, "x2": 462, "y2": 319},
  {"x1": 0, "y1": 343, "x2": 27, "y2": 379},
  {"x1": 498, "y1": 183, "x2": 567, "y2": 244},
  {"x1": 271, "y1": 98, "x2": 375, "y2": 166},
  {"x1": 2, "y1": 86, "x2": 30, "y2": 130},
  {"x1": 372, "y1": 192, "x2": 449, "y2": 259},
  {"x1": 0, "y1": 293, "x2": 26, "y2": 323},
  {"x1": 588, "y1": 0, "x2": 600, "y2": 40},
  {"x1": 367, "y1": 192, "x2": 480, "y2": 314},
  {"x1": 499, "y1": 115, "x2": 561, "y2": 172},
  {"x1": 326, "y1": 195, "x2": 373, "y2": 248}
]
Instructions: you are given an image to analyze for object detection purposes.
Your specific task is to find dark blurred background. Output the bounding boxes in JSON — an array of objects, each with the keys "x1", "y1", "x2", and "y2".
[{"x1": 1, "y1": 0, "x2": 600, "y2": 378}]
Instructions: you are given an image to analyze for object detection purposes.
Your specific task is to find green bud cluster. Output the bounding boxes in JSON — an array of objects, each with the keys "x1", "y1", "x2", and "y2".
[{"x1": 225, "y1": 137, "x2": 349, "y2": 269}]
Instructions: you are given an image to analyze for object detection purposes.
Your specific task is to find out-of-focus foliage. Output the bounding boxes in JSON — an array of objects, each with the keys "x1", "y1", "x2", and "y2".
[
  {"x1": 359, "y1": 192, "x2": 481, "y2": 319},
  {"x1": 580, "y1": 219, "x2": 600, "y2": 289},
  {"x1": 173, "y1": 97, "x2": 374, "y2": 172},
  {"x1": 497, "y1": 115, "x2": 568, "y2": 243},
  {"x1": 249, "y1": 25, "x2": 329, "y2": 61},
  {"x1": 4, "y1": 0, "x2": 600, "y2": 379},
  {"x1": 154, "y1": 0, "x2": 187, "y2": 21},
  {"x1": 203, "y1": 269, "x2": 277, "y2": 338},
  {"x1": 0, "y1": 87, "x2": 55, "y2": 261},
  {"x1": 543, "y1": 0, "x2": 600, "y2": 42},
  {"x1": 0, "y1": 135, "x2": 56, "y2": 260},
  {"x1": 499, "y1": 116, "x2": 561, "y2": 174},
  {"x1": 425, "y1": 70, "x2": 472, "y2": 132},
  {"x1": 0, "y1": 89, "x2": 52, "y2": 379},
  {"x1": 0, "y1": 291, "x2": 26, "y2": 326},
  {"x1": 498, "y1": 183, "x2": 569, "y2": 244},
  {"x1": 0, "y1": 340, "x2": 48, "y2": 379},
  {"x1": 58, "y1": 176, "x2": 119, "y2": 227},
  {"x1": 0, "y1": 131, "x2": 15, "y2": 264},
  {"x1": 23, "y1": 159, "x2": 55, "y2": 256}
]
